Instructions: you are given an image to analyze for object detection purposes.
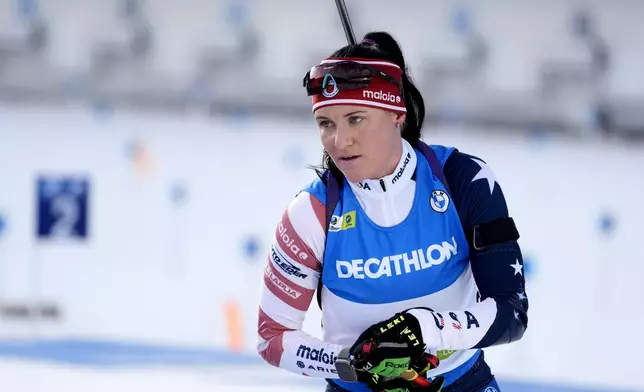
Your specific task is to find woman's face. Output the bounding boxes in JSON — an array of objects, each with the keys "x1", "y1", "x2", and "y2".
[{"x1": 315, "y1": 105, "x2": 406, "y2": 183}]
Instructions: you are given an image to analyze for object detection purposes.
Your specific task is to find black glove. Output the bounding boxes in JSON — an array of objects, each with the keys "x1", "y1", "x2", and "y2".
[{"x1": 349, "y1": 312, "x2": 428, "y2": 377}]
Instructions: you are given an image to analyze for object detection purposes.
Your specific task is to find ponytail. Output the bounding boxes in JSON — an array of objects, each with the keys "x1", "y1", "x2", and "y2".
[{"x1": 361, "y1": 31, "x2": 425, "y2": 145}]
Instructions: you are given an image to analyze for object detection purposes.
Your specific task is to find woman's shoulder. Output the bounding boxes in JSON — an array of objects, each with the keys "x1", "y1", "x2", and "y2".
[
  {"x1": 422, "y1": 144, "x2": 488, "y2": 168},
  {"x1": 420, "y1": 143, "x2": 492, "y2": 178},
  {"x1": 421, "y1": 144, "x2": 503, "y2": 214},
  {"x1": 424, "y1": 144, "x2": 458, "y2": 167},
  {"x1": 282, "y1": 175, "x2": 329, "y2": 234},
  {"x1": 278, "y1": 179, "x2": 328, "y2": 265},
  {"x1": 299, "y1": 174, "x2": 329, "y2": 208}
]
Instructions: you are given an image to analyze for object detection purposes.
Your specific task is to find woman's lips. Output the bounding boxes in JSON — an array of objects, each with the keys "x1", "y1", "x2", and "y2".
[{"x1": 337, "y1": 155, "x2": 362, "y2": 168}]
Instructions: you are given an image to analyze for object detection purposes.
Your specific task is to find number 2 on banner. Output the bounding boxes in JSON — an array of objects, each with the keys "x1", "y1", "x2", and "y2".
[
  {"x1": 50, "y1": 195, "x2": 79, "y2": 238},
  {"x1": 36, "y1": 176, "x2": 89, "y2": 240}
]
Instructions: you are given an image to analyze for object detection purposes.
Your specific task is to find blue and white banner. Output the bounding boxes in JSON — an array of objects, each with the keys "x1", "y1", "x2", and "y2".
[{"x1": 36, "y1": 175, "x2": 90, "y2": 240}]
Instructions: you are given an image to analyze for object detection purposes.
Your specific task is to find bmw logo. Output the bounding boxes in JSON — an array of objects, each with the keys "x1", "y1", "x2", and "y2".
[{"x1": 430, "y1": 190, "x2": 450, "y2": 213}]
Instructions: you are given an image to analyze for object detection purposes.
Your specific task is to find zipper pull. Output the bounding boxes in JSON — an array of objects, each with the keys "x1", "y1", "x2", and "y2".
[{"x1": 379, "y1": 179, "x2": 386, "y2": 192}]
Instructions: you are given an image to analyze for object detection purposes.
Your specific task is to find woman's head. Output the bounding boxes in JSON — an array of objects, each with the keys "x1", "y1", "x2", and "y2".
[{"x1": 304, "y1": 32, "x2": 426, "y2": 183}]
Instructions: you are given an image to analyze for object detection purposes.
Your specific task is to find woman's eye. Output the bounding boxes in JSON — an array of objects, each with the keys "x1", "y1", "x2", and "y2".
[
  {"x1": 349, "y1": 116, "x2": 363, "y2": 125},
  {"x1": 318, "y1": 120, "x2": 334, "y2": 128}
]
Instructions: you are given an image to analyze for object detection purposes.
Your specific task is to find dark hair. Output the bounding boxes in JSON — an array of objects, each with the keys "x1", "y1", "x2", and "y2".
[{"x1": 312, "y1": 31, "x2": 426, "y2": 181}]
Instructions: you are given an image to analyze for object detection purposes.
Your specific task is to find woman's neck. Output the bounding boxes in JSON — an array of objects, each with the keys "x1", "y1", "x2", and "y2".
[{"x1": 369, "y1": 139, "x2": 404, "y2": 180}]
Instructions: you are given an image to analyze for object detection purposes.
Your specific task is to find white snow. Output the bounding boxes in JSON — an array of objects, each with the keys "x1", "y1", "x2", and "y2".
[{"x1": 0, "y1": 359, "x2": 325, "y2": 392}]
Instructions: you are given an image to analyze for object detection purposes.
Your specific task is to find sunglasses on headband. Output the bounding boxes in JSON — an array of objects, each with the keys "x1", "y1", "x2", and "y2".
[{"x1": 302, "y1": 61, "x2": 403, "y2": 97}]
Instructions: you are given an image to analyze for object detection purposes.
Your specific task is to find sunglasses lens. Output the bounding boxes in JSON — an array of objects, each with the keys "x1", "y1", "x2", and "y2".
[{"x1": 304, "y1": 62, "x2": 373, "y2": 96}]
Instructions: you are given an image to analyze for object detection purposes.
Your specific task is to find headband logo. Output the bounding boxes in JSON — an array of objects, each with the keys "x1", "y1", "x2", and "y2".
[
  {"x1": 322, "y1": 74, "x2": 339, "y2": 98},
  {"x1": 363, "y1": 89, "x2": 401, "y2": 103}
]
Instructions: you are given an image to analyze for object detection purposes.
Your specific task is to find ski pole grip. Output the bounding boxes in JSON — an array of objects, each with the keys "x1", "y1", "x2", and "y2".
[{"x1": 401, "y1": 369, "x2": 431, "y2": 386}]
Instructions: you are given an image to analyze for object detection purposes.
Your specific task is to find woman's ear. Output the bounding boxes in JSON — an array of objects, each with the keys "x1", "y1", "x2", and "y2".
[{"x1": 395, "y1": 113, "x2": 406, "y2": 130}]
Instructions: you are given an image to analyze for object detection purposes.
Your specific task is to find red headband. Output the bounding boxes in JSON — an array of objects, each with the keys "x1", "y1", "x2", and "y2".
[{"x1": 311, "y1": 58, "x2": 406, "y2": 114}]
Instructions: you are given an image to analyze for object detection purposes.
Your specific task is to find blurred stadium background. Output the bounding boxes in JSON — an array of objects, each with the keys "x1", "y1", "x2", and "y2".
[{"x1": 0, "y1": 0, "x2": 643, "y2": 391}]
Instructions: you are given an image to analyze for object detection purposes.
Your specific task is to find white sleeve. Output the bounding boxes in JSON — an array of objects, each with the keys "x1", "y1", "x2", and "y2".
[
  {"x1": 408, "y1": 299, "x2": 498, "y2": 351},
  {"x1": 257, "y1": 191, "x2": 344, "y2": 379}
]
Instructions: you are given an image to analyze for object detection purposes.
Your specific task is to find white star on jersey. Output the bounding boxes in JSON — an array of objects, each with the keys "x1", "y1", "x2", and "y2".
[
  {"x1": 510, "y1": 259, "x2": 523, "y2": 276},
  {"x1": 471, "y1": 158, "x2": 498, "y2": 195},
  {"x1": 517, "y1": 292, "x2": 527, "y2": 301}
]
